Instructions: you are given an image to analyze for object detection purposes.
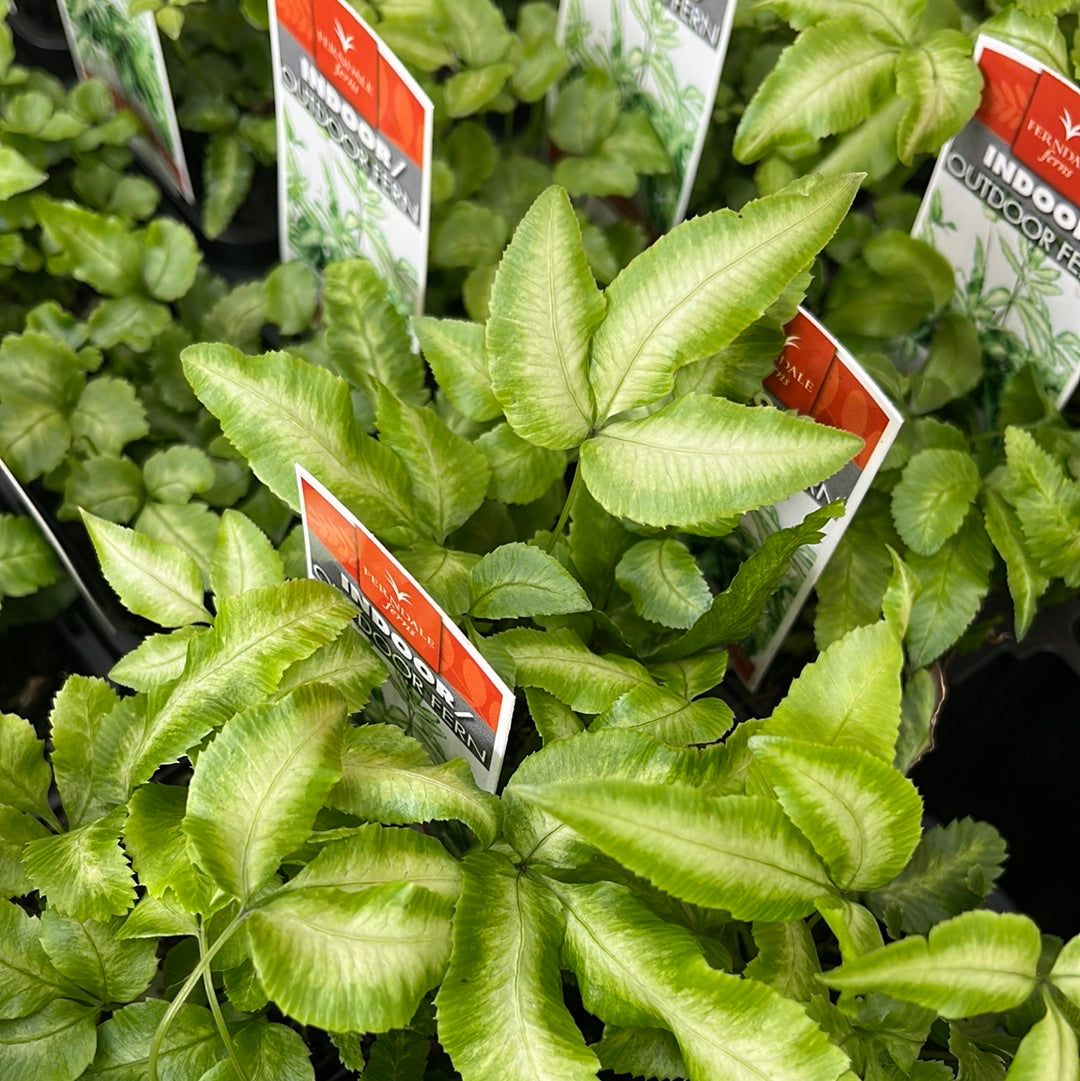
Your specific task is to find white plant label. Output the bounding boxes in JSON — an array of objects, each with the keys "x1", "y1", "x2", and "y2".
[
  {"x1": 915, "y1": 36, "x2": 1080, "y2": 408},
  {"x1": 269, "y1": 0, "x2": 433, "y2": 315},
  {"x1": 731, "y1": 309, "x2": 904, "y2": 689},
  {"x1": 298, "y1": 467, "x2": 514, "y2": 793},
  {"x1": 56, "y1": 0, "x2": 193, "y2": 202},
  {"x1": 556, "y1": 0, "x2": 734, "y2": 230}
]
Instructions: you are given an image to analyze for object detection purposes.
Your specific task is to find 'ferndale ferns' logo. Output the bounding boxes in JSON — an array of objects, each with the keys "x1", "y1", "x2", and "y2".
[
  {"x1": 333, "y1": 18, "x2": 354, "y2": 55},
  {"x1": 1061, "y1": 108, "x2": 1080, "y2": 143}
]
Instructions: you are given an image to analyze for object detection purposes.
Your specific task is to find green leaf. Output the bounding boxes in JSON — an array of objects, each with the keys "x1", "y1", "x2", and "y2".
[
  {"x1": 364, "y1": 1029, "x2": 430, "y2": 1081},
  {"x1": 591, "y1": 684, "x2": 734, "y2": 746},
  {"x1": 983, "y1": 489, "x2": 1048, "y2": 640},
  {"x1": 1005, "y1": 992, "x2": 1079, "y2": 1081},
  {"x1": 581, "y1": 396, "x2": 861, "y2": 528},
  {"x1": 766, "y1": 0, "x2": 927, "y2": 43},
  {"x1": 494, "y1": 627, "x2": 651, "y2": 713},
  {"x1": 549, "y1": 70, "x2": 619, "y2": 155},
  {"x1": 553, "y1": 879, "x2": 853, "y2": 1081},
  {"x1": 486, "y1": 185, "x2": 602, "y2": 449},
  {"x1": 97, "y1": 579, "x2": 356, "y2": 799},
  {"x1": 124, "y1": 783, "x2": 213, "y2": 913},
  {"x1": 209, "y1": 509, "x2": 283, "y2": 601},
  {"x1": 0, "y1": 806, "x2": 49, "y2": 896},
  {"x1": 894, "y1": 31, "x2": 980, "y2": 163},
  {"x1": 432, "y1": 201, "x2": 509, "y2": 267},
  {"x1": 0, "y1": 712, "x2": 52, "y2": 821},
  {"x1": 734, "y1": 21, "x2": 898, "y2": 163},
  {"x1": 184, "y1": 684, "x2": 345, "y2": 903},
  {"x1": 48, "y1": 675, "x2": 120, "y2": 829},
  {"x1": 866, "y1": 818, "x2": 1007, "y2": 937},
  {"x1": 892, "y1": 449, "x2": 981, "y2": 555},
  {"x1": 615, "y1": 539, "x2": 711, "y2": 630},
  {"x1": 0, "y1": 1000, "x2": 97, "y2": 1081},
  {"x1": 588, "y1": 174, "x2": 861, "y2": 419},
  {"x1": 86, "y1": 296, "x2": 171, "y2": 352},
  {"x1": 135, "y1": 502, "x2": 217, "y2": 582},
  {"x1": 38, "y1": 910, "x2": 157, "y2": 1005},
  {"x1": 82, "y1": 1000, "x2": 222, "y2": 1081},
  {"x1": 762, "y1": 621, "x2": 903, "y2": 761},
  {"x1": 0, "y1": 330, "x2": 85, "y2": 407},
  {"x1": 396, "y1": 543, "x2": 479, "y2": 618},
  {"x1": 81, "y1": 511, "x2": 211, "y2": 628},
  {"x1": 108, "y1": 628, "x2": 200, "y2": 692},
  {"x1": 142, "y1": 446, "x2": 215, "y2": 505},
  {"x1": 277, "y1": 630, "x2": 387, "y2": 715},
  {"x1": 949, "y1": 1025, "x2": 1008, "y2": 1081},
  {"x1": 750, "y1": 736, "x2": 922, "y2": 891},
  {"x1": 595, "y1": 1025, "x2": 687, "y2": 1081},
  {"x1": 476, "y1": 423, "x2": 566, "y2": 504},
  {"x1": 437, "y1": 850, "x2": 599, "y2": 1081},
  {"x1": 202, "y1": 133, "x2": 254, "y2": 239},
  {"x1": 819, "y1": 911, "x2": 1042, "y2": 1017},
  {"x1": 200, "y1": 1021, "x2": 314, "y2": 1081},
  {"x1": 60, "y1": 455, "x2": 143, "y2": 524},
  {"x1": 182, "y1": 344, "x2": 420, "y2": 546},
  {"x1": 266, "y1": 261, "x2": 318, "y2": 336},
  {"x1": 743, "y1": 920, "x2": 822, "y2": 1003},
  {"x1": 23, "y1": 807, "x2": 135, "y2": 920},
  {"x1": 376, "y1": 389, "x2": 490, "y2": 542},
  {"x1": 1004, "y1": 427, "x2": 1080, "y2": 586},
  {"x1": 0, "y1": 901, "x2": 74, "y2": 1020},
  {"x1": 0, "y1": 392, "x2": 71, "y2": 481},
  {"x1": 552, "y1": 154, "x2": 637, "y2": 199},
  {"x1": 525, "y1": 687, "x2": 585, "y2": 745},
  {"x1": 469, "y1": 542, "x2": 590, "y2": 619},
  {"x1": 416, "y1": 317, "x2": 501, "y2": 422},
  {"x1": 980, "y1": 10, "x2": 1070, "y2": 76},
  {"x1": 327, "y1": 725, "x2": 502, "y2": 848},
  {"x1": 446, "y1": 0, "x2": 511, "y2": 66},
  {"x1": 140, "y1": 218, "x2": 200, "y2": 302},
  {"x1": 515, "y1": 783, "x2": 834, "y2": 920},
  {"x1": 911, "y1": 312, "x2": 983, "y2": 414},
  {"x1": 322, "y1": 259, "x2": 426, "y2": 405},
  {"x1": 245, "y1": 883, "x2": 452, "y2": 1033},
  {"x1": 906, "y1": 510, "x2": 993, "y2": 667},
  {"x1": 816, "y1": 896, "x2": 884, "y2": 963},
  {"x1": 0, "y1": 145, "x2": 47, "y2": 200},
  {"x1": 33, "y1": 198, "x2": 140, "y2": 297}
]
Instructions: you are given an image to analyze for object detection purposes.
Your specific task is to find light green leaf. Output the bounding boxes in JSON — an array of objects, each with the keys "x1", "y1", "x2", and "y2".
[
  {"x1": 0, "y1": 145, "x2": 47, "y2": 200},
  {"x1": 118, "y1": 894, "x2": 199, "y2": 941},
  {"x1": 141, "y1": 446, "x2": 215, "y2": 505},
  {"x1": 882, "y1": 547, "x2": 918, "y2": 639},
  {"x1": 81, "y1": 510, "x2": 211, "y2": 628},
  {"x1": 202, "y1": 133, "x2": 254, "y2": 240},
  {"x1": 437, "y1": 850, "x2": 599, "y2": 1081},
  {"x1": 762, "y1": 621, "x2": 903, "y2": 761},
  {"x1": 38, "y1": 910, "x2": 157, "y2": 1005},
  {"x1": 581, "y1": 396, "x2": 861, "y2": 528},
  {"x1": 277, "y1": 631, "x2": 387, "y2": 715},
  {"x1": 549, "y1": 69, "x2": 619, "y2": 155},
  {"x1": 182, "y1": 344, "x2": 420, "y2": 546},
  {"x1": 0, "y1": 712, "x2": 52, "y2": 821},
  {"x1": 765, "y1": 0, "x2": 927, "y2": 42},
  {"x1": 184, "y1": 684, "x2": 345, "y2": 903},
  {"x1": 744, "y1": 919, "x2": 823, "y2": 1003},
  {"x1": 892, "y1": 448, "x2": 981, "y2": 555},
  {"x1": 734, "y1": 21, "x2": 898, "y2": 163},
  {"x1": 820, "y1": 911, "x2": 1042, "y2": 1017},
  {"x1": 396, "y1": 543, "x2": 479, "y2": 618},
  {"x1": 376, "y1": 389, "x2": 490, "y2": 542},
  {"x1": 750, "y1": 736, "x2": 922, "y2": 891},
  {"x1": 108, "y1": 628, "x2": 200, "y2": 692},
  {"x1": 446, "y1": 0, "x2": 511, "y2": 66},
  {"x1": 1004, "y1": 426, "x2": 1080, "y2": 586},
  {"x1": 48, "y1": 675, "x2": 120, "y2": 829},
  {"x1": 86, "y1": 296, "x2": 171, "y2": 352},
  {"x1": 894, "y1": 31, "x2": 980, "y2": 163},
  {"x1": 327, "y1": 724, "x2": 501, "y2": 848},
  {"x1": 33, "y1": 198, "x2": 140, "y2": 297},
  {"x1": 552, "y1": 154, "x2": 637, "y2": 199},
  {"x1": 588, "y1": 174, "x2": 861, "y2": 419},
  {"x1": 476, "y1": 423, "x2": 566, "y2": 504},
  {"x1": 60, "y1": 455, "x2": 143, "y2": 524},
  {"x1": 1048, "y1": 932, "x2": 1080, "y2": 1009},
  {"x1": 432, "y1": 201, "x2": 509, "y2": 267},
  {"x1": 0, "y1": 515, "x2": 57, "y2": 597},
  {"x1": 82, "y1": 1000, "x2": 222, "y2": 1081},
  {"x1": 266, "y1": 261, "x2": 318, "y2": 336},
  {"x1": 469, "y1": 542, "x2": 590, "y2": 619},
  {"x1": 615, "y1": 539, "x2": 711, "y2": 630},
  {"x1": 200, "y1": 1021, "x2": 315, "y2": 1081},
  {"x1": 322, "y1": 259, "x2": 426, "y2": 405},
  {"x1": 594, "y1": 1025, "x2": 687, "y2": 1081},
  {"x1": 553, "y1": 879, "x2": 853, "y2": 1081},
  {"x1": 0, "y1": 392, "x2": 71, "y2": 481},
  {"x1": 516, "y1": 783, "x2": 834, "y2": 920},
  {"x1": 246, "y1": 882, "x2": 452, "y2": 1033},
  {"x1": 23, "y1": 807, "x2": 135, "y2": 920},
  {"x1": 1005, "y1": 993, "x2": 1079, "y2": 1081},
  {"x1": 486, "y1": 185, "x2": 601, "y2": 449},
  {"x1": 210, "y1": 509, "x2": 284, "y2": 601},
  {"x1": 0, "y1": 806, "x2": 49, "y2": 896},
  {"x1": 980, "y1": 10, "x2": 1069, "y2": 76},
  {"x1": 416, "y1": 316, "x2": 501, "y2": 422},
  {"x1": 140, "y1": 218, "x2": 200, "y2": 302},
  {"x1": 134, "y1": 502, "x2": 217, "y2": 583},
  {"x1": 494, "y1": 626, "x2": 652, "y2": 713},
  {"x1": 0, "y1": 1000, "x2": 97, "y2": 1081},
  {"x1": 591, "y1": 684, "x2": 733, "y2": 746},
  {"x1": 0, "y1": 901, "x2": 75, "y2": 1020},
  {"x1": 983, "y1": 489, "x2": 1048, "y2": 640},
  {"x1": 124, "y1": 783, "x2": 213, "y2": 913}
]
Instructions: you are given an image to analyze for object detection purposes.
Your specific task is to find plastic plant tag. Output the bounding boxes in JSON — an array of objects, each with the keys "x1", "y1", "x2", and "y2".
[
  {"x1": 297, "y1": 466, "x2": 513, "y2": 792},
  {"x1": 556, "y1": 0, "x2": 734, "y2": 232},
  {"x1": 914, "y1": 36, "x2": 1080, "y2": 409},
  {"x1": 269, "y1": 0, "x2": 433, "y2": 315},
  {"x1": 55, "y1": 0, "x2": 194, "y2": 203},
  {"x1": 730, "y1": 309, "x2": 904, "y2": 689}
]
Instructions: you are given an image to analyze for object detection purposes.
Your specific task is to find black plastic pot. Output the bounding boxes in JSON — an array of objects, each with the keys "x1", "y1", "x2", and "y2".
[{"x1": 7, "y1": 0, "x2": 76, "y2": 82}]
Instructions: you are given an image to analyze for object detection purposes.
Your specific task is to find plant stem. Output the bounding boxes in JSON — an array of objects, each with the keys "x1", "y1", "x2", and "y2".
[
  {"x1": 547, "y1": 463, "x2": 582, "y2": 554},
  {"x1": 148, "y1": 911, "x2": 247, "y2": 1081},
  {"x1": 199, "y1": 923, "x2": 251, "y2": 1081}
]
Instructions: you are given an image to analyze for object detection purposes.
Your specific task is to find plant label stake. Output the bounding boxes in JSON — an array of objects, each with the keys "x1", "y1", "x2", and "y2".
[
  {"x1": 915, "y1": 36, "x2": 1080, "y2": 410},
  {"x1": 297, "y1": 465, "x2": 513, "y2": 792},
  {"x1": 54, "y1": 0, "x2": 194, "y2": 202},
  {"x1": 269, "y1": 0, "x2": 434, "y2": 316},
  {"x1": 731, "y1": 308, "x2": 903, "y2": 688},
  {"x1": 555, "y1": 0, "x2": 735, "y2": 230}
]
